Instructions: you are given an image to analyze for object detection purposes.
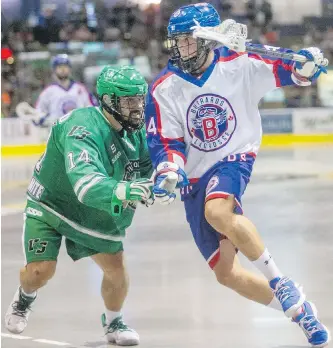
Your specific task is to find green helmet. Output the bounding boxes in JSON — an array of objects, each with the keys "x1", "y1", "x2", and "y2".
[{"x1": 96, "y1": 65, "x2": 148, "y2": 132}]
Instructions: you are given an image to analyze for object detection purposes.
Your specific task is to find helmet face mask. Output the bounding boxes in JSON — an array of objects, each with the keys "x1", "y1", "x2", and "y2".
[
  {"x1": 102, "y1": 94, "x2": 145, "y2": 132},
  {"x1": 52, "y1": 54, "x2": 72, "y2": 81},
  {"x1": 54, "y1": 64, "x2": 71, "y2": 81},
  {"x1": 118, "y1": 95, "x2": 145, "y2": 129},
  {"x1": 168, "y1": 33, "x2": 215, "y2": 74},
  {"x1": 97, "y1": 66, "x2": 148, "y2": 133}
]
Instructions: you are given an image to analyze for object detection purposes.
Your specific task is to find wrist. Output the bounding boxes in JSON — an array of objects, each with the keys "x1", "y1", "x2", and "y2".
[
  {"x1": 114, "y1": 182, "x2": 130, "y2": 201},
  {"x1": 156, "y1": 161, "x2": 179, "y2": 175}
]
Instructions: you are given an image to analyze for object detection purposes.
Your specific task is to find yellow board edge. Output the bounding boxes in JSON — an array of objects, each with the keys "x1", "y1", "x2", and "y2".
[
  {"x1": 261, "y1": 134, "x2": 333, "y2": 147},
  {"x1": 2, "y1": 144, "x2": 47, "y2": 157},
  {"x1": 1, "y1": 134, "x2": 333, "y2": 156}
]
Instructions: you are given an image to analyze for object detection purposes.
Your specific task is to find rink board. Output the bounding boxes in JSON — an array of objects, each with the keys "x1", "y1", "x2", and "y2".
[
  {"x1": 2, "y1": 107, "x2": 333, "y2": 156},
  {"x1": 2, "y1": 134, "x2": 333, "y2": 156}
]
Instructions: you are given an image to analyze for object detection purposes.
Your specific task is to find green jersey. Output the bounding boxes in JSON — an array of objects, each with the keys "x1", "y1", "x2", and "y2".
[{"x1": 27, "y1": 106, "x2": 153, "y2": 237}]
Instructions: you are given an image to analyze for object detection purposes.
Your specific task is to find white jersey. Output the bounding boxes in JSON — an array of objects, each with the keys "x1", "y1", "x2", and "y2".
[
  {"x1": 35, "y1": 81, "x2": 96, "y2": 125},
  {"x1": 145, "y1": 47, "x2": 296, "y2": 180}
]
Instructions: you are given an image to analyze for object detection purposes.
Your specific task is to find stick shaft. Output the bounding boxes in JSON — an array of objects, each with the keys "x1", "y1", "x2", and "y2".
[{"x1": 245, "y1": 43, "x2": 307, "y2": 63}]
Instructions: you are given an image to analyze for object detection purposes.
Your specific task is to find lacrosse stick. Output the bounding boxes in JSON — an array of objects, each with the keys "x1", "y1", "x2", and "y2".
[
  {"x1": 192, "y1": 19, "x2": 329, "y2": 66},
  {"x1": 16, "y1": 102, "x2": 50, "y2": 126}
]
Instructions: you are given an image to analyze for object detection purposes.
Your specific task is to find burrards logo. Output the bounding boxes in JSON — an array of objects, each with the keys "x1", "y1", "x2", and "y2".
[{"x1": 187, "y1": 94, "x2": 237, "y2": 152}]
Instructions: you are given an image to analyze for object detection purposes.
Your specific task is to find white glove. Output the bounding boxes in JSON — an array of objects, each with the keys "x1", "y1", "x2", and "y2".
[
  {"x1": 153, "y1": 162, "x2": 181, "y2": 205},
  {"x1": 292, "y1": 47, "x2": 328, "y2": 86},
  {"x1": 115, "y1": 179, "x2": 153, "y2": 202},
  {"x1": 111, "y1": 179, "x2": 154, "y2": 216},
  {"x1": 192, "y1": 19, "x2": 248, "y2": 53}
]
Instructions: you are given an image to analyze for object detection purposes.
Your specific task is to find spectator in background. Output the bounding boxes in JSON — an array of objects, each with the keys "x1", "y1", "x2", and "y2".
[
  {"x1": 103, "y1": 27, "x2": 121, "y2": 42},
  {"x1": 303, "y1": 26, "x2": 333, "y2": 62},
  {"x1": 1, "y1": 79, "x2": 13, "y2": 118},
  {"x1": 67, "y1": 3, "x2": 88, "y2": 27},
  {"x1": 94, "y1": 0, "x2": 108, "y2": 40},
  {"x1": 245, "y1": 0, "x2": 256, "y2": 24},
  {"x1": 261, "y1": 0, "x2": 273, "y2": 27},
  {"x1": 285, "y1": 88, "x2": 302, "y2": 108},
  {"x1": 111, "y1": 1, "x2": 135, "y2": 38},
  {"x1": 303, "y1": 25, "x2": 323, "y2": 46},
  {"x1": 33, "y1": 5, "x2": 61, "y2": 45},
  {"x1": 128, "y1": 4, "x2": 148, "y2": 49},
  {"x1": 214, "y1": 1, "x2": 233, "y2": 20},
  {"x1": 2, "y1": 0, "x2": 330, "y2": 110},
  {"x1": 72, "y1": 24, "x2": 96, "y2": 42},
  {"x1": 321, "y1": 27, "x2": 333, "y2": 61},
  {"x1": 6, "y1": 21, "x2": 34, "y2": 52},
  {"x1": 246, "y1": 0, "x2": 273, "y2": 28},
  {"x1": 261, "y1": 25, "x2": 279, "y2": 45},
  {"x1": 145, "y1": 4, "x2": 157, "y2": 40},
  {"x1": 59, "y1": 22, "x2": 75, "y2": 42}
]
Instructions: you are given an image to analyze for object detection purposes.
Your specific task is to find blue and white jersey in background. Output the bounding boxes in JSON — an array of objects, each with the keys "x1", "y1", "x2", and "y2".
[
  {"x1": 35, "y1": 81, "x2": 97, "y2": 125},
  {"x1": 145, "y1": 46, "x2": 297, "y2": 181}
]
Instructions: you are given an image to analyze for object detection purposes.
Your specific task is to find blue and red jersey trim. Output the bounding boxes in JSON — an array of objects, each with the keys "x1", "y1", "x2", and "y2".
[{"x1": 145, "y1": 69, "x2": 187, "y2": 167}]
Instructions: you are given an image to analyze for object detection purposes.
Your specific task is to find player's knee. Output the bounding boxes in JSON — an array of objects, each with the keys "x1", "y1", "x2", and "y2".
[
  {"x1": 26, "y1": 261, "x2": 57, "y2": 282},
  {"x1": 205, "y1": 198, "x2": 233, "y2": 230},
  {"x1": 103, "y1": 261, "x2": 125, "y2": 275},
  {"x1": 104, "y1": 262, "x2": 126, "y2": 281},
  {"x1": 214, "y1": 263, "x2": 236, "y2": 287}
]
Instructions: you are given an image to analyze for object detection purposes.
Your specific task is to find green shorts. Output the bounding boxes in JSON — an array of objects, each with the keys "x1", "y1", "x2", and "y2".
[{"x1": 23, "y1": 198, "x2": 124, "y2": 264}]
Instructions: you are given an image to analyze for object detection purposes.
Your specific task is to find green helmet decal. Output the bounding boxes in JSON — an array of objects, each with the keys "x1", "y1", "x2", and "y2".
[{"x1": 97, "y1": 65, "x2": 148, "y2": 99}]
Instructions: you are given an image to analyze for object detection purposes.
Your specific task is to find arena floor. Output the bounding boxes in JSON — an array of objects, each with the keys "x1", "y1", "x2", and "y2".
[{"x1": 2, "y1": 146, "x2": 333, "y2": 348}]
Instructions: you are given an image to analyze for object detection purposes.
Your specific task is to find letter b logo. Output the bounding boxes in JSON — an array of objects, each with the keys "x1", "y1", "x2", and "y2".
[{"x1": 202, "y1": 117, "x2": 218, "y2": 141}]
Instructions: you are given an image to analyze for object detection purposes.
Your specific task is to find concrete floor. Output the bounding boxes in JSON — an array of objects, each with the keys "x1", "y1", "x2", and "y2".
[{"x1": 1, "y1": 146, "x2": 333, "y2": 348}]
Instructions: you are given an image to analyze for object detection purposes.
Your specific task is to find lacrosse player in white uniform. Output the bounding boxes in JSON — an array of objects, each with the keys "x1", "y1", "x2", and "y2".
[
  {"x1": 145, "y1": 3, "x2": 330, "y2": 347},
  {"x1": 34, "y1": 54, "x2": 97, "y2": 126}
]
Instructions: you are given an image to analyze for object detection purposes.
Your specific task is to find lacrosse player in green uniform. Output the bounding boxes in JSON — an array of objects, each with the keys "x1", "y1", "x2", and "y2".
[{"x1": 5, "y1": 65, "x2": 154, "y2": 346}]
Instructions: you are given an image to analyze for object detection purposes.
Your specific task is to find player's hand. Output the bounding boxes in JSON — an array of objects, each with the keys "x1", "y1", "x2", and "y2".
[
  {"x1": 15, "y1": 102, "x2": 50, "y2": 127},
  {"x1": 153, "y1": 162, "x2": 188, "y2": 205},
  {"x1": 139, "y1": 197, "x2": 154, "y2": 207},
  {"x1": 115, "y1": 179, "x2": 153, "y2": 202},
  {"x1": 292, "y1": 47, "x2": 328, "y2": 85}
]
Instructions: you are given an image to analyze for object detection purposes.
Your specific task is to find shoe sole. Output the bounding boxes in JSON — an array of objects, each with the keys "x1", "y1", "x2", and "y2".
[
  {"x1": 106, "y1": 337, "x2": 140, "y2": 346},
  {"x1": 5, "y1": 327, "x2": 25, "y2": 334},
  {"x1": 116, "y1": 339, "x2": 140, "y2": 346},
  {"x1": 104, "y1": 327, "x2": 140, "y2": 346}
]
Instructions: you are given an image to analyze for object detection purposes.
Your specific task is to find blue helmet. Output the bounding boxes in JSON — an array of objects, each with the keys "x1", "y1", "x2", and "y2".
[
  {"x1": 51, "y1": 54, "x2": 71, "y2": 70},
  {"x1": 167, "y1": 3, "x2": 221, "y2": 74},
  {"x1": 168, "y1": 3, "x2": 221, "y2": 36}
]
